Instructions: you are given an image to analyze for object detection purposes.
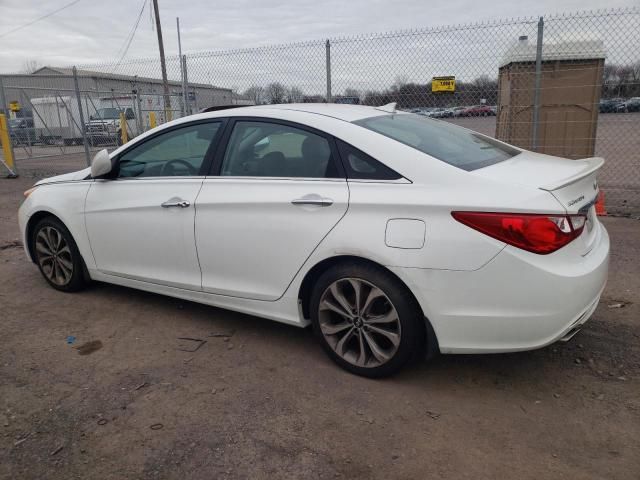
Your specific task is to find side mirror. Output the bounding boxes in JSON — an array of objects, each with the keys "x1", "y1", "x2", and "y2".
[{"x1": 91, "y1": 149, "x2": 113, "y2": 178}]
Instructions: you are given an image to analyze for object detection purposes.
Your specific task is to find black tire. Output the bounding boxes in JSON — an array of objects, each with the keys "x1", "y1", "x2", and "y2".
[
  {"x1": 31, "y1": 216, "x2": 88, "y2": 292},
  {"x1": 310, "y1": 261, "x2": 426, "y2": 378}
]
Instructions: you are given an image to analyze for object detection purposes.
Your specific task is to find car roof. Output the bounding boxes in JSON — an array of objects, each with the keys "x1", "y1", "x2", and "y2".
[{"x1": 203, "y1": 103, "x2": 391, "y2": 123}]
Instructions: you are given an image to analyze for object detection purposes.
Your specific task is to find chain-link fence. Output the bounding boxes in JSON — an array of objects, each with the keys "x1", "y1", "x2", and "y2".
[{"x1": 1, "y1": 7, "x2": 638, "y2": 214}]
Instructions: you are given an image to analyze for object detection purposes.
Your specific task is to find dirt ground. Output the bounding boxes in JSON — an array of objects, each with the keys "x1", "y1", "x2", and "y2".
[{"x1": 1, "y1": 175, "x2": 639, "y2": 480}]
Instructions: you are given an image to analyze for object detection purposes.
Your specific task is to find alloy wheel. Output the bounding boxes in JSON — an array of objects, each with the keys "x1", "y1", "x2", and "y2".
[
  {"x1": 35, "y1": 226, "x2": 74, "y2": 286},
  {"x1": 318, "y1": 278, "x2": 401, "y2": 368}
]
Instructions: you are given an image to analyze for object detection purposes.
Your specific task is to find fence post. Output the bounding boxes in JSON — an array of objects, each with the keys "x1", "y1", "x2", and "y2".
[
  {"x1": 119, "y1": 112, "x2": 128, "y2": 144},
  {"x1": 72, "y1": 67, "x2": 91, "y2": 167},
  {"x1": 135, "y1": 90, "x2": 143, "y2": 134},
  {"x1": 0, "y1": 77, "x2": 18, "y2": 177},
  {"x1": 532, "y1": 16, "x2": 544, "y2": 151},
  {"x1": 182, "y1": 55, "x2": 190, "y2": 115},
  {"x1": 325, "y1": 39, "x2": 332, "y2": 103}
]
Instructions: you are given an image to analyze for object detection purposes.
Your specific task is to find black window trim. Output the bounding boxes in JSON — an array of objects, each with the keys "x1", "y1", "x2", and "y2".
[
  {"x1": 108, "y1": 118, "x2": 229, "y2": 179},
  {"x1": 208, "y1": 116, "x2": 346, "y2": 180},
  {"x1": 334, "y1": 138, "x2": 408, "y2": 183}
]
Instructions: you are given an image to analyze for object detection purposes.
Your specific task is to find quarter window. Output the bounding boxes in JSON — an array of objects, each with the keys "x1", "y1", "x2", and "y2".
[
  {"x1": 336, "y1": 140, "x2": 402, "y2": 180},
  {"x1": 220, "y1": 121, "x2": 342, "y2": 178},
  {"x1": 117, "y1": 122, "x2": 221, "y2": 178}
]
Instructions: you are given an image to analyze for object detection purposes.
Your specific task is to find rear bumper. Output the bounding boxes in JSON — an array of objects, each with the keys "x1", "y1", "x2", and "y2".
[{"x1": 390, "y1": 222, "x2": 609, "y2": 354}]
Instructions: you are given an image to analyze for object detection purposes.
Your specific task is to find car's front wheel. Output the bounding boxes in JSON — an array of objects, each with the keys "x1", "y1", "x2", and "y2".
[
  {"x1": 310, "y1": 262, "x2": 426, "y2": 378},
  {"x1": 31, "y1": 217, "x2": 88, "y2": 292}
]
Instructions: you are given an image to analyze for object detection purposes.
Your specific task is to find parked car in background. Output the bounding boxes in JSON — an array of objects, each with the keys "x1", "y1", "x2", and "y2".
[
  {"x1": 451, "y1": 106, "x2": 467, "y2": 117},
  {"x1": 618, "y1": 97, "x2": 640, "y2": 113},
  {"x1": 8, "y1": 117, "x2": 37, "y2": 145},
  {"x1": 599, "y1": 98, "x2": 624, "y2": 113},
  {"x1": 85, "y1": 106, "x2": 137, "y2": 146},
  {"x1": 463, "y1": 105, "x2": 495, "y2": 117},
  {"x1": 419, "y1": 107, "x2": 438, "y2": 117},
  {"x1": 431, "y1": 108, "x2": 451, "y2": 118},
  {"x1": 19, "y1": 103, "x2": 609, "y2": 378}
]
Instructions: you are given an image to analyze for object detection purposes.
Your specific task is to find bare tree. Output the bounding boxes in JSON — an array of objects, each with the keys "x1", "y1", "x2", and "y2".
[
  {"x1": 629, "y1": 61, "x2": 640, "y2": 97},
  {"x1": 286, "y1": 86, "x2": 304, "y2": 103},
  {"x1": 391, "y1": 75, "x2": 409, "y2": 92},
  {"x1": 244, "y1": 85, "x2": 265, "y2": 105},
  {"x1": 343, "y1": 88, "x2": 361, "y2": 98},
  {"x1": 21, "y1": 59, "x2": 42, "y2": 74},
  {"x1": 602, "y1": 63, "x2": 619, "y2": 98},
  {"x1": 265, "y1": 82, "x2": 287, "y2": 104}
]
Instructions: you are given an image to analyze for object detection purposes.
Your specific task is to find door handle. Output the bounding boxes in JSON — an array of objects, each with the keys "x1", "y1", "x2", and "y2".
[
  {"x1": 161, "y1": 198, "x2": 190, "y2": 208},
  {"x1": 291, "y1": 194, "x2": 333, "y2": 207}
]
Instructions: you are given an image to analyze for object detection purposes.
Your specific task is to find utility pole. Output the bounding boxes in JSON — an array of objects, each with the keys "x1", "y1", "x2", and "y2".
[
  {"x1": 152, "y1": 0, "x2": 171, "y2": 121},
  {"x1": 176, "y1": 17, "x2": 188, "y2": 116}
]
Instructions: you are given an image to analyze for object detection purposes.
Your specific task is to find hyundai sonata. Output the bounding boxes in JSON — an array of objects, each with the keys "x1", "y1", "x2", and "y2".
[{"x1": 19, "y1": 103, "x2": 609, "y2": 377}]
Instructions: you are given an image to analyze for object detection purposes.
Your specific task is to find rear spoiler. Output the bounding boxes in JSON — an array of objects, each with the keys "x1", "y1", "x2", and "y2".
[{"x1": 539, "y1": 157, "x2": 605, "y2": 191}]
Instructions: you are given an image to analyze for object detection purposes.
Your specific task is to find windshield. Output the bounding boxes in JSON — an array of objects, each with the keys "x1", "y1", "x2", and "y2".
[
  {"x1": 92, "y1": 108, "x2": 121, "y2": 120},
  {"x1": 354, "y1": 113, "x2": 519, "y2": 171}
]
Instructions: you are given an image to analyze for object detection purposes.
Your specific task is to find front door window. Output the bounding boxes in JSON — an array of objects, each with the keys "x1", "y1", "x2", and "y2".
[{"x1": 118, "y1": 122, "x2": 221, "y2": 178}]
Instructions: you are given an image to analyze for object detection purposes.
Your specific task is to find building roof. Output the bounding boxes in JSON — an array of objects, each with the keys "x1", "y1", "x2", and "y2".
[
  {"x1": 19, "y1": 66, "x2": 228, "y2": 92},
  {"x1": 500, "y1": 39, "x2": 606, "y2": 67}
]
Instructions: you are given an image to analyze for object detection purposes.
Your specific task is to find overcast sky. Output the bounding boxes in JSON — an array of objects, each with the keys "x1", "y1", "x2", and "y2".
[{"x1": 0, "y1": 0, "x2": 637, "y2": 74}]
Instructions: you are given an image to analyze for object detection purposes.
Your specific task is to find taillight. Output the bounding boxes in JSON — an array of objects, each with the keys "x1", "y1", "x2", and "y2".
[{"x1": 451, "y1": 211, "x2": 586, "y2": 254}]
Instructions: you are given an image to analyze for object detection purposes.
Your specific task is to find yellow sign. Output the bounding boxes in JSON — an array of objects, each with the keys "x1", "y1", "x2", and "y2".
[
  {"x1": 9, "y1": 101, "x2": 20, "y2": 112},
  {"x1": 432, "y1": 76, "x2": 455, "y2": 93}
]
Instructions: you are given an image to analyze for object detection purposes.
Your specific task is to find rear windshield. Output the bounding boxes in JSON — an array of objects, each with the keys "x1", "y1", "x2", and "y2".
[{"x1": 354, "y1": 113, "x2": 519, "y2": 171}]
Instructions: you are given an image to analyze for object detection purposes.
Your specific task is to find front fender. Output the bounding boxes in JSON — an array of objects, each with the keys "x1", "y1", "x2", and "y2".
[{"x1": 19, "y1": 181, "x2": 95, "y2": 270}]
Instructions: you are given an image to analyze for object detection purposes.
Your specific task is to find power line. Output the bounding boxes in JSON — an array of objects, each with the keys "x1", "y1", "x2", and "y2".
[
  {"x1": 0, "y1": 0, "x2": 83, "y2": 39},
  {"x1": 112, "y1": 0, "x2": 147, "y2": 72}
]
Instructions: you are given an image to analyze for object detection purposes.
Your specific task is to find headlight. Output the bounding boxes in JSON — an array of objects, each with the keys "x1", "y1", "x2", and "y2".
[{"x1": 23, "y1": 186, "x2": 38, "y2": 198}]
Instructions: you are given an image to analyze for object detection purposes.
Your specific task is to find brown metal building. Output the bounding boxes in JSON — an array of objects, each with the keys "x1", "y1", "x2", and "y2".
[{"x1": 496, "y1": 39, "x2": 606, "y2": 159}]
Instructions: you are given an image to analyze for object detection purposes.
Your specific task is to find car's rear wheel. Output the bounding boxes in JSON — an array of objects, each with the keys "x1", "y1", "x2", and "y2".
[
  {"x1": 310, "y1": 262, "x2": 426, "y2": 378},
  {"x1": 32, "y1": 217, "x2": 88, "y2": 292}
]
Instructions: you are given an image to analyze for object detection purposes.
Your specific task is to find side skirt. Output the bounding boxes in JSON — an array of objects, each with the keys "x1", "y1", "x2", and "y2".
[{"x1": 89, "y1": 270, "x2": 309, "y2": 328}]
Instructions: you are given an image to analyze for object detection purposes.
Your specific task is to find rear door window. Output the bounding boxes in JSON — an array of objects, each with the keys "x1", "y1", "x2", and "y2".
[{"x1": 220, "y1": 120, "x2": 343, "y2": 178}]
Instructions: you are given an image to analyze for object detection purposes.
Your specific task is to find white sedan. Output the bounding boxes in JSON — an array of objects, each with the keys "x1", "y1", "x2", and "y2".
[{"x1": 19, "y1": 103, "x2": 609, "y2": 377}]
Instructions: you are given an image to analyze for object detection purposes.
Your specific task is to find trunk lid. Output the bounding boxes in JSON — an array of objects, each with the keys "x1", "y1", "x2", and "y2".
[{"x1": 474, "y1": 151, "x2": 603, "y2": 254}]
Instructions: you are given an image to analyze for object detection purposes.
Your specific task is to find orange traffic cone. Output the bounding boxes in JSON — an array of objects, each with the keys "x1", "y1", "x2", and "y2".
[{"x1": 595, "y1": 190, "x2": 607, "y2": 216}]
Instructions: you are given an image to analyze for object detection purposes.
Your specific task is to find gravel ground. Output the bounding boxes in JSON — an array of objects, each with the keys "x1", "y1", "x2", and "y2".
[{"x1": 0, "y1": 175, "x2": 639, "y2": 480}]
